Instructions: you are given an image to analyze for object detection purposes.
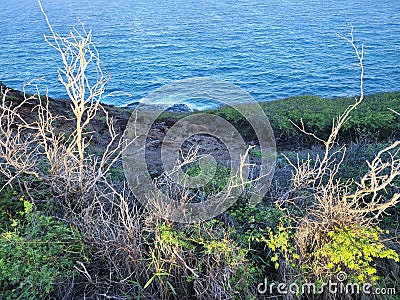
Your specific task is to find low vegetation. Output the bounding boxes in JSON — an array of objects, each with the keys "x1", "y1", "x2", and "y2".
[{"x1": 207, "y1": 92, "x2": 400, "y2": 149}]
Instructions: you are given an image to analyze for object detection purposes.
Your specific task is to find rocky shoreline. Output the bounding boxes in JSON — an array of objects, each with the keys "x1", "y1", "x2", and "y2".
[
  {"x1": 2, "y1": 81, "x2": 399, "y2": 156},
  {"x1": 1, "y1": 82, "x2": 263, "y2": 179}
]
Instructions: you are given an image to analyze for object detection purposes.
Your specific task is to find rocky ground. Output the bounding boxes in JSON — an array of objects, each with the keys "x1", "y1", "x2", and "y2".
[{"x1": 1, "y1": 82, "x2": 282, "y2": 181}]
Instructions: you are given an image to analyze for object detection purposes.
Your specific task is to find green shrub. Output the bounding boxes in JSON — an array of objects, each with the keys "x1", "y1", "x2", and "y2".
[
  {"x1": 251, "y1": 219, "x2": 298, "y2": 270},
  {"x1": 314, "y1": 225, "x2": 399, "y2": 284},
  {"x1": 0, "y1": 195, "x2": 84, "y2": 299},
  {"x1": 262, "y1": 92, "x2": 400, "y2": 146},
  {"x1": 208, "y1": 106, "x2": 246, "y2": 123},
  {"x1": 184, "y1": 163, "x2": 231, "y2": 198}
]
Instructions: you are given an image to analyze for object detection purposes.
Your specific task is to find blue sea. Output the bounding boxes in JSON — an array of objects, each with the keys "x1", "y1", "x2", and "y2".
[{"x1": 0, "y1": 0, "x2": 399, "y2": 110}]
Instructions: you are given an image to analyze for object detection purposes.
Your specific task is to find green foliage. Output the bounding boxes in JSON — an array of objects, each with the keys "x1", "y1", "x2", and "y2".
[
  {"x1": 226, "y1": 202, "x2": 292, "y2": 274},
  {"x1": 208, "y1": 106, "x2": 246, "y2": 123},
  {"x1": 155, "y1": 111, "x2": 191, "y2": 122},
  {"x1": 0, "y1": 188, "x2": 21, "y2": 227},
  {"x1": 262, "y1": 92, "x2": 400, "y2": 145},
  {"x1": 314, "y1": 225, "x2": 399, "y2": 284},
  {"x1": 253, "y1": 221, "x2": 298, "y2": 270},
  {"x1": 227, "y1": 202, "x2": 285, "y2": 244},
  {"x1": 263, "y1": 95, "x2": 333, "y2": 140},
  {"x1": 184, "y1": 163, "x2": 231, "y2": 199},
  {"x1": 0, "y1": 195, "x2": 84, "y2": 299}
]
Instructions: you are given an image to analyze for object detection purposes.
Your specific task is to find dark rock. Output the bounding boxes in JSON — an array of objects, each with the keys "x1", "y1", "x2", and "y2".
[
  {"x1": 166, "y1": 103, "x2": 192, "y2": 113},
  {"x1": 125, "y1": 102, "x2": 140, "y2": 109},
  {"x1": 164, "y1": 117, "x2": 176, "y2": 127}
]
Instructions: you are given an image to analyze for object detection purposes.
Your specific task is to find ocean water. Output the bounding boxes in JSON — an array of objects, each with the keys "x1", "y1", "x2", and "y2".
[{"x1": 0, "y1": 0, "x2": 399, "y2": 110}]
